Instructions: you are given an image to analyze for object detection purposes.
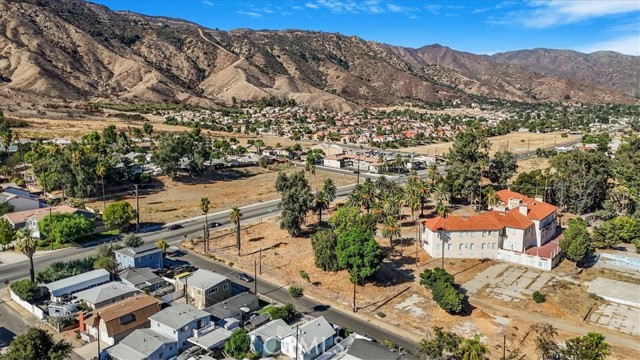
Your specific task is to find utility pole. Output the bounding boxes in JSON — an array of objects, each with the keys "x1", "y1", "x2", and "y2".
[
  {"x1": 259, "y1": 247, "x2": 262, "y2": 274},
  {"x1": 502, "y1": 334, "x2": 506, "y2": 360},
  {"x1": 184, "y1": 275, "x2": 189, "y2": 305},
  {"x1": 352, "y1": 279, "x2": 357, "y2": 313},
  {"x1": 295, "y1": 323, "x2": 300, "y2": 360},
  {"x1": 254, "y1": 260, "x2": 258, "y2": 295},
  {"x1": 356, "y1": 152, "x2": 360, "y2": 185},
  {"x1": 49, "y1": 205, "x2": 53, "y2": 250},
  {"x1": 134, "y1": 184, "x2": 140, "y2": 233},
  {"x1": 96, "y1": 314, "x2": 101, "y2": 360}
]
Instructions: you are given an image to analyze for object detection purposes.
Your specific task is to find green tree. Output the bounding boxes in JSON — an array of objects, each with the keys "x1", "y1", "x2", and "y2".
[
  {"x1": 432, "y1": 181, "x2": 450, "y2": 208},
  {"x1": 560, "y1": 332, "x2": 610, "y2": 360},
  {"x1": 313, "y1": 190, "x2": 331, "y2": 224},
  {"x1": 156, "y1": 238, "x2": 168, "y2": 251},
  {"x1": 102, "y1": 201, "x2": 135, "y2": 231},
  {"x1": 267, "y1": 303, "x2": 295, "y2": 320},
  {"x1": 337, "y1": 229, "x2": 383, "y2": 284},
  {"x1": 15, "y1": 228, "x2": 37, "y2": 282},
  {"x1": 530, "y1": 323, "x2": 559, "y2": 360},
  {"x1": 230, "y1": 207, "x2": 242, "y2": 255},
  {"x1": 224, "y1": 328, "x2": 251, "y2": 360},
  {"x1": 559, "y1": 218, "x2": 593, "y2": 266},
  {"x1": 381, "y1": 216, "x2": 401, "y2": 250},
  {"x1": 0, "y1": 201, "x2": 14, "y2": 217},
  {"x1": 420, "y1": 267, "x2": 464, "y2": 313},
  {"x1": 94, "y1": 244, "x2": 118, "y2": 280},
  {"x1": 143, "y1": 122, "x2": 153, "y2": 136},
  {"x1": 551, "y1": 150, "x2": 611, "y2": 214},
  {"x1": 201, "y1": 197, "x2": 210, "y2": 252},
  {"x1": 613, "y1": 135, "x2": 640, "y2": 194},
  {"x1": 1, "y1": 327, "x2": 72, "y2": 360},
  {"x1": 9, "y1": 279, "x2": 38, "y2": 302},
  {"x1": 511, "y1": 169, "x2": 550, "y2": 198},
  {"x1": 487, "y1": 151, "x2": 518, "y2": 185},
  {"x1": 417, "y1": 327, "x2": 461, "y2": 360},
  {"x1": 445, "y1": 127, "x2": 490, "y2": 202},
  {"x1": 322, "y1": 178, "x2": 337, "y2": 204},
  {"x1": 0, "y1": 217, "x2": 16, "y2": 245},
  {"x1": 288, "y1": 285, "x2": 304, "y2": 301},
  {"x1": 275, "y1": 171, "x2": 313, "y2": 236},
  {"x1": 456, "y1": 334, "x2": 489, "y2": 360},
  {"x1": 311, "y1": 229, "x2": 341, "y2": 272},
  {"x1": 123, "y1": 233, "x2": 144, "y2": 248},
  {"x1": 329, "y1": 205, "x2": 377, "y2": 236},
  {"x1": 95, "y1": 161, "x2": 107, "y2": 210}
]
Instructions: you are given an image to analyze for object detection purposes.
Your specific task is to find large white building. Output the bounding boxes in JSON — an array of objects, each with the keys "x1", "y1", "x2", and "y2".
[{"x1": 422, "y1": 190, "x2": 561, "y2": 270}]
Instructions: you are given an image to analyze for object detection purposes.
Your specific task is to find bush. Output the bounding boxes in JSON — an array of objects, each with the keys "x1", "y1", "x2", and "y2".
[
  {"x1": 36, "y1": 257, "x2": 96, "y2": 283},
  {"x1": 267, "y1": 303, "x2": 295, "y2": 320},
  {"x1": 123, "y1": 233, "x2": 144, "y2": 248},
  {"x1": 419, "y1": 268, "x2": 464, "y2": 314},
  {"x1": 533, "y1": 291, "x2": 546, "y2": 303},
  {"x1": 299, "y1": 270, "x2": 310, "y2": 282},
  {"x1": 288, "y1": 285, "x2": 304, "y2": 300},
  {"x1": 10, "y1": 279, "x2": 37, "y2": 302}
]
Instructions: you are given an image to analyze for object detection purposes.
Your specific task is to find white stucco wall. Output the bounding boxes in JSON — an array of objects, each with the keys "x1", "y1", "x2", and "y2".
[{"x1": 422, "y1": 228, "x2": 501, "y2": 259}]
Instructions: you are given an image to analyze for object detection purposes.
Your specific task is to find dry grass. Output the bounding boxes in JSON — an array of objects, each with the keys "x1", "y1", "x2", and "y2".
[
  {"x1": 403, "y1": 131, "x2": 580, "y2": 156},
  {"x1": 86, "y1": 165, "x2": 355, "y2": 223}
]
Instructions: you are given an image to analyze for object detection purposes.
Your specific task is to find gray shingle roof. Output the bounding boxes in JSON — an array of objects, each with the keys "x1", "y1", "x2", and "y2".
[
  {"x1": 45, "y1": 269, "x2": 110, "y2": 295},
  {"x1": 296, "y1": 316, "x2": 335, "y2": 352},
  {"x1": 119, "y1": 268, "x2": 163, "y2": 288},
  {"x1": 249, "y1": 319, "x2": 294, "y2": 340},
  {"x1": 346, "y1": 339, "x2": 412, "y2": 360},
  {"x1": 179, "y1": 269, "x2": 229, "y2": 290},
  {"x1": 73, "y1": 282, "x2": 140, "y2": 305},
  {"x1": 149, "y1": 303, "x2": 210, "y2": 330},
  {"x1": 114, "y1": 328, "x2": 174, "y2": 358},
  {"x1": 205, "y1": 292, "x2": 258, "y2": 319},
  {"x1": 115, "y1": 243, "x2": 162, "y2": 258}
]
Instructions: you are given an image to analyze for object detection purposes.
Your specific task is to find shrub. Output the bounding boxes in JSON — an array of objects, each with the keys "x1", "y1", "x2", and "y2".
[
  {"x1": 267, "y1": 303, "x2": 295, "y2": 320},
  {"x1": 10, "y1": 279, "x2": 37, "y2": 302},
  {"x1": 299, "y1": 270, "x2": 310, "y2": 282},
  {"x1": 376, "y1": 311, "x2": 386, "y2": 318},
  {"x1": 419, "y1": 267, "x2": 464, "y2": 314},
  {"x1": 533, "y1": 291, "x2": 546, "y2": 303}
]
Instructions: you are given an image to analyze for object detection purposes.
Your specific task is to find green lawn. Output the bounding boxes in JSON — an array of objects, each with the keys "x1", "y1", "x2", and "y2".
[{"x1": 37, "y1": 229, "x2": 121, "y2": 251}]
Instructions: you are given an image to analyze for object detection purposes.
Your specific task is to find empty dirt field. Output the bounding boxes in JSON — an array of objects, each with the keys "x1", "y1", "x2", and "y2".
[
  {"x1": 403, "y1": 131, "x2": 580, "y2": 156},
  {"x1": 86, "y1": 165, "x2": 355, "y2": 224}
]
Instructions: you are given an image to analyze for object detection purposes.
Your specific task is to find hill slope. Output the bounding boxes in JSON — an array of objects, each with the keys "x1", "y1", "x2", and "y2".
[{"x1": 0, "y1": 0, "x2": 637, "y2": 111}]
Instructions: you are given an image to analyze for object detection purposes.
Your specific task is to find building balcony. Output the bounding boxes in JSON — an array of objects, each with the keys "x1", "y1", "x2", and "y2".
[{"x1": 192, "y1": 322, "x2": 216, "y2": 338}]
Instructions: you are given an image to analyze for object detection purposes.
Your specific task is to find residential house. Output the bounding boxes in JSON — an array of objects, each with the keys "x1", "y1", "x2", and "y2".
[
  {"x1": 178, "y1": 269, "x2": 232, "y2": 309},
  {"x1": 3, "y1": 204, "x2": 94, "y2": 239},
  {"x1": 422, "y1": 189, "x2": 561, "y2": 270},
  {"x1": 119, "y1": 267, "x2": 165, "y2": 292},
  {"x1": 204, "y1": 292, "x2": 259, "y2": 321},
  {"x1": 80, "y1": 295, "x2": 163, "y2": 345},
  {"x1": 317, "y1": 336, "x2": 416, "y2": 360},
  {"x1": 73, "y1": 282, "x2": 141, "y2": 310},
  {"x1": 149, "y1": 303, "x2": 212, "y2": 352},
  {"x1": 0, "y1": 186, "x2": 42, "y2": 212},
  {"x1": 115, "y1": 243, "x2": 164, "y2": 269},
  {"x1": 104, "y1": 328, "x2": 177, "y2": 360},
  {"x1": 249, "y1": 319, "x2": 294, "y2": 357},
  {"x1": 45, "y1": 269, "x2": 111, "y2": 302},
  {"x1": 282, "y1": 316, "x2": 336, "y2": 360}
]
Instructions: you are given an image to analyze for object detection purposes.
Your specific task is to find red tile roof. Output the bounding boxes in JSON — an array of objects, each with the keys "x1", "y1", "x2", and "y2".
[
  {"x1": 423, "y1": 214, "x2": 504, "y2": 232},
  {"x1": 487, "y1": 209, "x2": 533, "y2": 230},
  {"x1": 496, "y1": 190, "x2": 557, "y2": 221},
  {"x1": 524, "y1": 239, "x2": 560, "y2": 259}
]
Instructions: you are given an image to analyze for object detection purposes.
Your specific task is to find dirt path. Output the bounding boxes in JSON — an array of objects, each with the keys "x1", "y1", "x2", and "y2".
[
  {"x1": 197, "y1": 28, "x2": 237, "y2": 58},
  {"x1": 469, "y1": 298, "x2": 640, "y2": 352}
]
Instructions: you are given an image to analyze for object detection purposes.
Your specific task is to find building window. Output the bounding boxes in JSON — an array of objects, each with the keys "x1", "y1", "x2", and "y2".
[
  {"x1": 207, "y1": 287, "x2": 218, "y2": 295},
  {"x1": 197, "y1": 289, "x2": 201, "y2": 295},
  {"x1": 119, "y1": 314, "x2": 135, "y2": 325},
  {"x1": 447, "y1": 243, "x2": 452, "y2": 250},
  {"x1": 470, "y1": 243, "x2": 475, "y2": 250},
  {"x1": 492, "y1": 243, "x2": 496, "y2": 249},
  {"x1": 482, "y1": 231, "x2": 486, "y2": 237},
  {"x1": 459, "y1": 243, "x2": 463, "y2": 250},
  {"x1": 223, "y1": 283, "x2": 228, "y2": 291},
  {"x1": 436, "y1": 244, "x2": 441, "y2": 251},
  {"x1": 481, "y1": 243, "x2": 486, "y2": 250}
]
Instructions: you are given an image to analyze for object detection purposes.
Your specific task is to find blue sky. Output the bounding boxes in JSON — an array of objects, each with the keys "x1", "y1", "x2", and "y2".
[{"x1": 91, "y1": 0, "x2": 640, "y2": 55}]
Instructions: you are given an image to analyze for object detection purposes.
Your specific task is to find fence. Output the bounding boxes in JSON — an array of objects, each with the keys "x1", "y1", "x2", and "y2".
[
  {"x1": 496, "y1": 249, "x2": 560, "y2": 271},
  {"x1": 159, "y1": 288, "x2": 184, "y2": 303},
  {"x1": 9, "y1": 289, "x2": 47, "y2": 320}
]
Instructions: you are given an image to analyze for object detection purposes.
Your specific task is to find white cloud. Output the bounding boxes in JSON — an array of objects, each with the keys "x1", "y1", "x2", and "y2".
[
  {"x1": 387, "y1": 4, "x2": 403, "y2": 13},
  {"x1": 237, "y1": 11, "x2": 263, "y2": 18},
  {"x1": 579, "y1": 34, "x2": 640, "y2": 55},
  {"x1": 515, "y1": 0, "x2": 640, "y2": 28},
  {"x1": 201, "y1": 0, "x2": 214, "y2": 6},
  {"x1": 305, "y1": 3, "x2": 320, "y2": 9}
]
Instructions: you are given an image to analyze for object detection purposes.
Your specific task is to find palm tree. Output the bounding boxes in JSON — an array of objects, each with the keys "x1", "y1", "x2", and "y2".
[
  {"x1": 456, "y1": 334, "x2": 489, "y2": 360},
  {"x1": 427, "y1": 163, "x2": 440, "y2": 184},
  {"x1": 382, "y1": 216, "x2": 401, "y2": 251},
  {"x1": 359, "y1": 178, "x2": 376, "y2": 213},
  {"x1": 313, "y1": 190, "x2": 330, "y2": 224},
  {"x1": 15, "y1": 228, "x2": 37, "y2": 282},
  {"x1": 371, "y1": 201, "x2": 385, "y2": 223},
  {"x1": 322, "y1": 178, "x2": 337, "y2": 204},
  {"x1": 200, "y1": 197, "x2": 210, "y2": 253},
  {"x1": 483, "y1": 187, "x2": 501, "y2": 209},
  {"x1": 375, "y1": 176, "x2": 392, "y2": 194},
  {"x1": 415, "y1": 179, "x2": 430, "y2": 217},
  {"x1": 95, "y1": 162, "x2": 107, "y2": 210},
  {"x1": 432, "y1": 181, "x2": 450, "y2": 208},
  {"x1": 437, "y1": 204, "x2": 450, "y2": 269},
  {"x1": 230, "y1": 207, "x2": 242, "y2": 255}
]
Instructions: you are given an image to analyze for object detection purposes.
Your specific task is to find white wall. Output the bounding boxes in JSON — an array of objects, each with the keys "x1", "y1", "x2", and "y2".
[{"x1": 422, "y1": 228, "x2": 501, "y2": 259}]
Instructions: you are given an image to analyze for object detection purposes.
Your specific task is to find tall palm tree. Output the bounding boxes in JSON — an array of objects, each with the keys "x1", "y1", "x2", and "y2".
[
  {"x1": 15, "y1": 228, "x2": 37, "y2": 282},
  {"x1": 200, "y1": 197, "x2": 210, "y2": 253},
  {"x1": 375, "y1": 176, "x2": 392, "y2": 194},
  {"x1": 322, "y1": 178, "x2": 337, "y2": 204},
  {"x1": 433, "y1": 181, "x2": 450, "y2": 208},
  {"x1": 427, "y1": 163, "x2": 440, "y2": 184},
  {"x1": 437, "y1": 204, "x2": 450, "y2": 269},
  {"x1": 95, "y1": 162, "x2": 107, "y2": 210},
  {"x1": 71, "y1": 149, "x2": 84, "y2": 203},
  {"x1": 456, "y1": 334, "x2": 489, "y2": 360},
  {"x1": 483, "y1": 187, "x2": 501, "y2": 209},
  {"x1": 313, "y1": 190, "x2": 330, "y2": 224},
  {"x1": 230, "y1": 207, "x2": 242, "y2": 255},
  {"x1": 359, "y1": 178, "x2": 376, "y2": 213},
  {"x1": 415, "y1": 179, "x2": 430, "y2": 217},
  {"x1": 382, "y1": 216, "x2": 401, "y2": 251}
]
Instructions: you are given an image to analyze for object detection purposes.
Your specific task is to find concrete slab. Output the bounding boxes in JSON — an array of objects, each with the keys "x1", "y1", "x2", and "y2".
[
  {"x1": 587, "y1": 278, "x2": 640, "y2": 307},
  {"x1": 589, "y1": 303, "x2": 640, "y2": 336}
]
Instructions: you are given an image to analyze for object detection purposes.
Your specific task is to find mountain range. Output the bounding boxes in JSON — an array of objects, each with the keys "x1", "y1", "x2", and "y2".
[{"x1": 1, "y1": 0, "x2": 639, "y2": 111}]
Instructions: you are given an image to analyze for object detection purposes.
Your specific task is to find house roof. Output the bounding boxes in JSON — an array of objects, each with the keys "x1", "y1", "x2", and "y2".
[
  {"x1": 46, "y1": 269, "x2": 110, "y2": 294},
  {"x1": 119, "y1": 268, "x2": 163, "y2": 288},
  {"x1": 3, "y1": 204, "x2": 92, "y2": 226},
  {"x1": 487, "y1": 209, "x2": 533, "y2": 230},
  {"x1": 496, "y1": 190, "x2": 556, "y2": 221},
  {"x1": 115, "y1": 243, "x2": 162, "y2": 258},
  {"x1": 188, "y1": 327, "x2": 232, "y2": 350},
  {"x1": 74, "y1": 282, "x2": 140, "y2": 305},
  {"x1": 249, "y1": 319, "x2": 294, "y2": 340},
  {"x1": 179, "y1": 269, "x2": 229, "y2": 291},
  {"x1": 423, "y1": 213, "x2": 504, "y2": 232},
  {"x1": 88, "y1": 295, "x2": 163, "y2": 337},
  {"x1": 149, "y1": 303, "x2": 210, "y2": 330},
  {"x1": 294, "y1": 316, "x2": 335, "y2": 352},
  {"x1": 205, "y1": 292, "x2": 258, "y2": 319},
  {"x1": 109, "y1": 329, "x2": 174, "y2": 359}
]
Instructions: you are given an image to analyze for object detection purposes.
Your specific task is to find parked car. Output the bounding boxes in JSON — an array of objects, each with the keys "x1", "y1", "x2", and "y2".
[
  {"x1": 167, "y1": 224, "x2": 183, "y2": 231},
  {"x1": 208, "y1": 222, "x2": 223, "y2": 228},
  {"x1": 237, "y1": 273, "x2": 254, "y2": 282}
]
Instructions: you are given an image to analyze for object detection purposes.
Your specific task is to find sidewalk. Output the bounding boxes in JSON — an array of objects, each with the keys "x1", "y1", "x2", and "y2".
[{"x1": 0, "y1": 247, "x2": 73, "y2": 265}]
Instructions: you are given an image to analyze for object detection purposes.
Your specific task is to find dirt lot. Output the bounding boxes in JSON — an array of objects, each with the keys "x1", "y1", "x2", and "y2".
[
  {"x1": 403, "y1": 131, "x2": 580, "y2": 156},
  {"x1": 86, "y1": 165, "x2": 355, "y2": 223},
  {"x1": 515, "y1": 157, "x2": 550, "y2": 176}
]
